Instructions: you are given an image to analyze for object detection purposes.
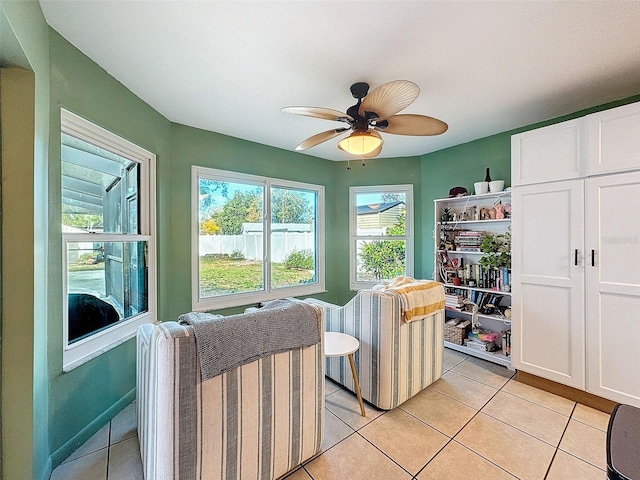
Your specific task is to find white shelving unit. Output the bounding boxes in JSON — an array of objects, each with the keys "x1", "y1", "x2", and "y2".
[{"x1": 434, "y1": 191, "x2": 512, "y2": 367}]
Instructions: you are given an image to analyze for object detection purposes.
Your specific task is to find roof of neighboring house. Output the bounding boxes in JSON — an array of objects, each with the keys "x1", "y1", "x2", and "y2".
[{"x1": 357, "y1": 201, "x2": 404, "y2": 215}]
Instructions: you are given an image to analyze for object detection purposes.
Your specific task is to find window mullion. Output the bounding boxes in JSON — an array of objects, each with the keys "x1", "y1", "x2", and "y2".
[
  {"x1": 62, "y1": 233, "x2": 151, "y2": 242},
  {"x1": 264, "y1": 181, "x2": 271, "y2": 294}
]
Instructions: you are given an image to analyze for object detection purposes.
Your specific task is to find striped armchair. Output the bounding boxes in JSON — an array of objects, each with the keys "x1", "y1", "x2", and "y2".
[
  {"x1": 136, "y1": 304, "x2": 324, "y2": 480},
  {"x1": 306, "y1": 286, "x2": 444, "y2": 410}
]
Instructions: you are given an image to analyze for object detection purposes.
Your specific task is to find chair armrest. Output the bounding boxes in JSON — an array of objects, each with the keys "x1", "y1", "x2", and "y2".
[{"x1": 304, "y1": 298, "x2": 340, "y2": 310}]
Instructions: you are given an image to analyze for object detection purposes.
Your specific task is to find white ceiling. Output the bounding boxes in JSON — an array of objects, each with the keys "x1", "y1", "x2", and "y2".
[{"x1": 39, "y1": 1, "x2": 640, "y2": 162}]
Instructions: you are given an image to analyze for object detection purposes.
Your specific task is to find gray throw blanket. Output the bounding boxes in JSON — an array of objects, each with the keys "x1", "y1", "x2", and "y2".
[{"x1": 178, "y1": 299, "x2": 321, "y2": 381}]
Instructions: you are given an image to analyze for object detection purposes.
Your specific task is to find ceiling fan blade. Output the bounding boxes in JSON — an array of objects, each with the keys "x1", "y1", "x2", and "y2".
[
  {"x1": 359, "y1": 80, "x2": 420, "y2": 120},
  {"x1": 377, "y1": 114, "x2": 448, "y2": 136},
  {"x1": 282, "y1": 106, "x2": 353, "y2": 123},
  {"x1": 295, "y1": 128, "x2": 349, "y2": 151}
]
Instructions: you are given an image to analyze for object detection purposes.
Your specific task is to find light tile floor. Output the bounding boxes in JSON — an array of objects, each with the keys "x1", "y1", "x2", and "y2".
[{"x1": 50, "y1": 348, "x2": 611, "y2": 480}]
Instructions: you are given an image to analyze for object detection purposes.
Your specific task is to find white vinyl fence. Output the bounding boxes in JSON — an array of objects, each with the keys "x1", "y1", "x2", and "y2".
[{"x1": 199, "y1": 232, "x2": 314, "y2": 262}]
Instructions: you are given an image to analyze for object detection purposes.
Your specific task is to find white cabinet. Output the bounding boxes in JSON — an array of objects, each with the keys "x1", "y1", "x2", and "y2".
[
  {"x1": 511, "y1": 100, "x2": 640, "y2": 407},
  {"x1": 587, "y1": 102, "x2": 640, "y2": 175},
  {"x1": 511, "y1": 180, "x2": 585, "y2": 388},
  {"x1": 434, "y1": 192, "x2": 512, "y2": 367},
  {"x1": 511, "y1": 119, "x2": 584, "y2": 186},
  {"x1": 585, "y1": 172, "x2": 640, "y2": 405}
]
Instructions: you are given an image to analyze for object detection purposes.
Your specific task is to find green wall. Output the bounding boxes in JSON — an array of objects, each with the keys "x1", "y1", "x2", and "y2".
[
  {"x1": 2, "y1": 2, "x2": 640, "y2": 478},
  {"x1": 330, "y1": 156, "x2": 423, "y2": 305},
  {"x1": 167, "y1": 123, "x2": 339, "y2": 318},
  {"x1": 168, "y1": 124, "x2": 425, "y2": 312},
  {"x1": 46, "y1": 29, "x2": 172, "y2": 468},
  {"x1": 419, "y1": 132, "x2": 513, "y2": 279}
]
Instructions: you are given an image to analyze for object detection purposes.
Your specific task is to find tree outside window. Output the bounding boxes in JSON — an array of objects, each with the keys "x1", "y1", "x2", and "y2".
[{"x1": 350, "y1": 185, "x2": 414, "y2": 289}]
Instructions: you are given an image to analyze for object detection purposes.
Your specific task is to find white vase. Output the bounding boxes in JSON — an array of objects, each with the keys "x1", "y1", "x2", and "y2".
[
  {"x1": 474, "y1": 182, "x2": 489, "y2": 195},
  {"x1": 489, "y1": 180, "x2": 505, "y2": 193}
]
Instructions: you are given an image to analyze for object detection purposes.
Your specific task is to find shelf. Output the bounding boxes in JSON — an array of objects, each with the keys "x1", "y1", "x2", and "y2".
[
  {"x1": 434, "y1": 191, "x2": 511, "y2": 204},
  {"x1": 445, "y1": 341, "x2": 512, "y2": 368},
  {"x1": 442, "y1": 283, "x2": 511, "y2": 296},
  {"x1": 446, "y1": 250, "x2": 484, "y2": 255},
  {"x1": 445, "y1": 308, "x2": 512, "y2": 324},
  {"x1": 438, "y1": 219, "x2": 510, "y2": 226}
]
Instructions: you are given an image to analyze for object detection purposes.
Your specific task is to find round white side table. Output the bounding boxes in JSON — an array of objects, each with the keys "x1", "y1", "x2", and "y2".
[{"x1": 324, "y1": 331, "x2": 366, "y2": 416}]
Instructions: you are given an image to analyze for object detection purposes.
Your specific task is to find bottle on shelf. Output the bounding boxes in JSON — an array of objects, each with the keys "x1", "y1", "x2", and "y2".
[{"x1": 484, "y1": 167, "x2": 492, "y2": 183}]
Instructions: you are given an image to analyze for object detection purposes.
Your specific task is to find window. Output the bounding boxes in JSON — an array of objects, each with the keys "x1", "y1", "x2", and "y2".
[
  {"x1": 349, "y1": 185, "x2": 414, "y2": 290},
  {"x1": 61, "y1": 109, "x2": 156, "y2": 371},
  {"x1": 193, "y1": 167, "x2": 325, "y2": 310}
]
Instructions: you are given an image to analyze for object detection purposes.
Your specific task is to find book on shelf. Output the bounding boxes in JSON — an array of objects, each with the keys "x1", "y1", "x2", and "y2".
[
  {"x1": 464, "y1": 337, "x2": 499, "y2": 352},
  {"x1": 445, "y1": 293, "x2": 465, "y2": 307},
  {"x1": 468, "y1": 329, "x2": 500, "y2": 342}
]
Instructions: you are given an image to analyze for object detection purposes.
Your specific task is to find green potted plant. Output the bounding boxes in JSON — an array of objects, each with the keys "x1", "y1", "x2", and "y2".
[{"x1": 479, "y1": 229, "x2": 511, "y2": 269}]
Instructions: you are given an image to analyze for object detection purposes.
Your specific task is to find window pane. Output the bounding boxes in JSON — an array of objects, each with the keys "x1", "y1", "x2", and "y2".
[
  {"x1": 198, "y1": 179, "x2": 265, "y2": 298},
  {"x1": 270, "y1": 186, "x2": 317, "y2": 289},
  {"x1": 67, "y1": 241, "x2": 148, "y2": 344},
  {"x1": 355, "y1": 192, "x2": 406, "y2": 236},
  {"x1": 356, "y1": 239, "x2": 407, "y2": 283},
  {"x1": 62, "y1": 133, "x2": 140, "y2": 234}
]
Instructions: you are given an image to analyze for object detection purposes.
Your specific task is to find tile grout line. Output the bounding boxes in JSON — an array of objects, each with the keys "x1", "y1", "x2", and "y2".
[
  {"x1": 497, "y1": 385, "x2": 575, "y2": 417},
  {"x1": 413, "y1": 363, "x2": 513, "y2": 478},
  {"x1": 542, "y1": 402, "x2": 577, "y2": 479},
  {"x1": 105, "y1": 418, "x2": 112, "y2": 480}
]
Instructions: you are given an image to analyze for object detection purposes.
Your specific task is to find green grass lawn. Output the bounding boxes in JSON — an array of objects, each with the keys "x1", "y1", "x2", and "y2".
[
  {"x1": 199, "y1": 256, "x2": 315, "y2": 297},
  {"x1": 68, "y1": 263, "x2": 105, "y2": 272}
]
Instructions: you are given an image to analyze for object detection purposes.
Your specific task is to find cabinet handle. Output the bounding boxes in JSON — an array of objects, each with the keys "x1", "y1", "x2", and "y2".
[
  {"x1": 591, "y1": 249, "x2": 595, "y2": 267},
  {"x1": 574, "y1": 249, "x2": 578, "y2": 266}
]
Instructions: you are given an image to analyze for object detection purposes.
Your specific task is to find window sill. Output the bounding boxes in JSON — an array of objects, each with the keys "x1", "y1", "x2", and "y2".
[
  {"x1": 63, "y1": 311, "x2": 155, "y2": 372},
  {"x1": 193, "y1": 284, "x2": 327, "y2": 312}
]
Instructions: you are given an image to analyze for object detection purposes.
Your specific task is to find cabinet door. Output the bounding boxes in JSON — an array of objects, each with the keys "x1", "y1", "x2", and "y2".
[
  {"x1": 586, "y1": 172, "x2": 640, "y2": 407},
  {"x1": 511, "y1": 119, "x2": 584, "y2": 186},
  {"x1": 587, "y1": 101, "x2": 640, "y2": 176},
  {"x1": 511, "y1": 180, "x2": 585, "y2": 388}
]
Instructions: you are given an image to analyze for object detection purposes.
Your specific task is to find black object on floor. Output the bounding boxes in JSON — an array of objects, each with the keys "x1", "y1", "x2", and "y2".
[{"x1": 607, "y1": 403, "x2": 640, "y2": 480}]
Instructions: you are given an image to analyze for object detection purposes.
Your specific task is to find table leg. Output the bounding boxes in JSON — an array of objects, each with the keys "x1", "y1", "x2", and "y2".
[{"x1": 348, "y1": 353, "x2": 366, "y2": 416}]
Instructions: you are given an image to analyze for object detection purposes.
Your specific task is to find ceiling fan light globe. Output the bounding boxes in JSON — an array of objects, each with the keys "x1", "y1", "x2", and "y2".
[{"x1": 337, "y1": 131, "x2": 383, "y2": 155}]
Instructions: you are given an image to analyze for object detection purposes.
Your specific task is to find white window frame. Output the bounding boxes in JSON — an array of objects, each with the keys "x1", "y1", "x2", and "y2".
[
  {"x1": 61, "y1": 109, "x2": 157, "y2": 372},
  {"x1": 349, "y1": 184, "x2": 414, "y2": 290},
  {"x1": 192, "y1": 166, "x2": 325, "y2": 310}
]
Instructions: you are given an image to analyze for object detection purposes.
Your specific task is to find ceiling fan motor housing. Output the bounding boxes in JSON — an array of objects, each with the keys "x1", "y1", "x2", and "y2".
[{"x1": 350, "y1": 82, "x2": 369, "y2": 99}]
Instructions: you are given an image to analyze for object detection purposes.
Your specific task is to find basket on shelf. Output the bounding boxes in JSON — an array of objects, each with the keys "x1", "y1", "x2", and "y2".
[{"x1": 444, "y1": 318, "x2": 471, "y2": 345}]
